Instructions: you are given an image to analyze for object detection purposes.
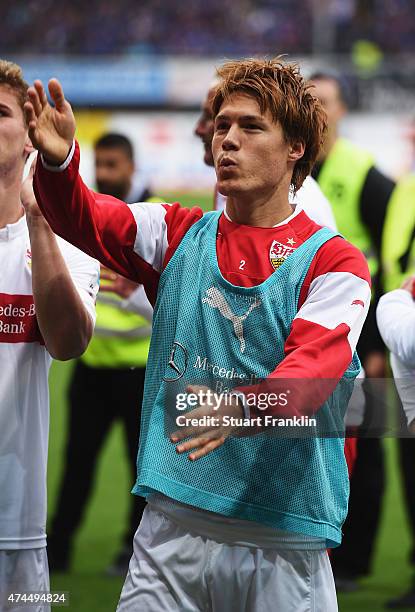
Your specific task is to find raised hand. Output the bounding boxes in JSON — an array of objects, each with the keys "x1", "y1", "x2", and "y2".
[{"x1": 24, "y1": 79, "x2": 75, "y2": 165}]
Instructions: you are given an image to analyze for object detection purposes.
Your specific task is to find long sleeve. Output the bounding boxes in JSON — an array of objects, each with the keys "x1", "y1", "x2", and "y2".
[
  {"x1": 238, "y1": 239, "x2": 371, "y2": 418},
  {"x1": 34, "y1": 141, "x2": 202, "y2": 304},
  {"x1": 390, "y1": 353, "x2": 415, "y2": 427},
  {"x1": 377, "y1": 289, "x2": 415, "y2": 428},
  {"x1": 377, "y1": 289, "x2": 415, "y2": 367}
]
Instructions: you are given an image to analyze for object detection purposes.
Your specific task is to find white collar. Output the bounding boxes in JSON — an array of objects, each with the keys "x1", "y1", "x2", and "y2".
[{"x1": 0, "y1": 212, "x2": 27, "y2": 242}]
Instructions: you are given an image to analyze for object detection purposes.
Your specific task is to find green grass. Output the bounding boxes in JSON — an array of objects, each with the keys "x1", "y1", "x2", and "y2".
[
  {"x1": 48, "y1": 360, "x2": 413, "y2": 612},
  {"x1": 48, "y1": 360, "x2": 126, "y2": 610},
  {"x1": 47, "y1": 193, "x2": 413, "y2": 610}
]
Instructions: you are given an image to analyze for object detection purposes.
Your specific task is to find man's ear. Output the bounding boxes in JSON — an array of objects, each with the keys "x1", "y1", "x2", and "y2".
[{"x1": 288, "y1": 140, "x2": 305, "y2": 163}]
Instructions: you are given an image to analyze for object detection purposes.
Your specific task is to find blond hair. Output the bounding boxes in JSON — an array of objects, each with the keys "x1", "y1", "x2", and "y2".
[
  {"x1": 212, "y1": 57, "x2": 327, "y2": 192},
  {"x1": 0, "y1": 59, "x2": 28, "y2": 120}
]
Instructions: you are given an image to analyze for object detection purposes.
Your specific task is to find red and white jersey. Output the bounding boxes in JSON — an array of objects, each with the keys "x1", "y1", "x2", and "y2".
[
  {"x1": 214, "y1": 175, "x2": 338, "y2": 232},
  {"x1": 34, "y1": 141, "x2": 370, "y2": 401},
  {"x1": 0, "y1": 214, "x2": 99, "y2": 549}
]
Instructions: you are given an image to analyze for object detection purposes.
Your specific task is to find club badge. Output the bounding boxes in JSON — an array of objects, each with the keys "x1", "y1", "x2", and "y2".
[
  {"x1": 25, "y1": 248, "x2": 32, "y2": 269},
  {"x1": 269, "y1": 240, "x2": 295, "y2": 270}
]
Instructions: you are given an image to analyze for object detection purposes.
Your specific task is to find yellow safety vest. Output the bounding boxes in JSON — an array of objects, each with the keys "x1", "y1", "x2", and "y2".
[
  {"x1": 81, "y1": 289, "x2": 151, "y2": 369},
  {"x1": 381, "y1": 173, "x2": 415, "y2": 292},
  {"x1": 82, "y1": 196, "x2": 163, "y2": 369},
  {"x1": 317, "y1": 138, "x2": 377, "y2": 277}
]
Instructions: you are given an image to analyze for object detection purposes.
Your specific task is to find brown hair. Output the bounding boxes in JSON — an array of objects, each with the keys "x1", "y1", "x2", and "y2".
[
  {"x1": 0, "y1": 59, "x2": 29, "y2": 121},
  {"x1": 212, "y1": 57, "x2": 327, "y2": 192}
]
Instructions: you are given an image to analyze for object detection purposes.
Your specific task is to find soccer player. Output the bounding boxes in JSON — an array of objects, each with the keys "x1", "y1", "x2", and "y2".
[
  {"x1": 27, "y1": 58, "x2": 371, "y2": 611},
  {"x1": 47, "y1": 133, "x2": 154, "y2": 576},
  {"x1": 0, "y1": 60, "x2": 99, "y2": 610},
  {"x1": 195, "y1": 82, "x2": 363, "y2": 479},
  {"x1": 195, "y1": 83, "x2": 338, "y2": 229}
]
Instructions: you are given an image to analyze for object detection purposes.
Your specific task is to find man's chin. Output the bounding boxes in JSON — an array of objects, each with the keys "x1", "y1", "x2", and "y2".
[{"x1": 216, "y1": 179, "x2": 245, "y2": 197}]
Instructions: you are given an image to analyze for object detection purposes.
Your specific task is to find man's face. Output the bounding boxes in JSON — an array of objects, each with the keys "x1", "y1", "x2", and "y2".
[
  {"x1": 0, "y1": 85, "x2": 31, "y2": 172},
  {"x1": 212, "y1": 92, "x2": 303, "y2": 200},
  {"x1": 194, "y1": 86, "x2": 216, "y2": 167},
  {"x1": 94, "y1": 147, "x2": 134, "y2": 199},
  {"x1": 309, "y1": 78, "x2": 345, "y2": 133}
]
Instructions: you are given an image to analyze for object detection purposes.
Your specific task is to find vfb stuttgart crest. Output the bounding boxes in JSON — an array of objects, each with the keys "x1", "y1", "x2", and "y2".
[
  {"x1": 25, "y1": 248, "x2": 32, "y2": 269},
  {"x1": 269, "y1": 240, "x2": 294, "y2": 270}
]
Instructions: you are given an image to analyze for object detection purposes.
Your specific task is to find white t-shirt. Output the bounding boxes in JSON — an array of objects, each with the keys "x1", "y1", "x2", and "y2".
[
  {"x1": 215, "y1": 175, "x2": 338, "y2": 231},
  {"x1": 0, "y1": 214, "x2": 99, "y2": 549}
]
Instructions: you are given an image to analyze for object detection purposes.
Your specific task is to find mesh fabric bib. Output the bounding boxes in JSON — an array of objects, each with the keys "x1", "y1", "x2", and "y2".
[{"x1": 133, "y1": 211, "x2": 360, "y2": 547}]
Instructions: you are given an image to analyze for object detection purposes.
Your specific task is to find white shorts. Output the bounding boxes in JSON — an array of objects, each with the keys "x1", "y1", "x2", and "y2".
[
  {"x1": 117, "y1": 501, "x2": 338, "y2": 612},
  {"x1": 0, "y1": 548, "x2": 50, "y2": 612}
]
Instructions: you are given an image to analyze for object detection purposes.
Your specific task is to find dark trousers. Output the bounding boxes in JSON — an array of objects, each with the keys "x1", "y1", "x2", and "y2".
[
  {"x1": 331, "y1": 378, "x2": 386, "y2": 577},
  {"x1": 331, "y1": 437, "x2": 385, "y2": 576},
  {"x1": 398, "y1": 438, "x2": 415, "y2": 566},
  {"x1": 48, "y1": 361, "x2": 146, "y2": 554}
]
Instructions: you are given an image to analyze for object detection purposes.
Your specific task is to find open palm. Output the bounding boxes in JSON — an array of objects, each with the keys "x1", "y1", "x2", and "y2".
[{"x1": 24, "y1": 79, "x2": 75, "y2": 165}]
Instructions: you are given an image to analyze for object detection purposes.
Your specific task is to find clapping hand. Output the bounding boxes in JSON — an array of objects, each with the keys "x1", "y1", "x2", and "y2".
[{"x1": 24, "y1": 79, "x2": 75, "y2": 166}]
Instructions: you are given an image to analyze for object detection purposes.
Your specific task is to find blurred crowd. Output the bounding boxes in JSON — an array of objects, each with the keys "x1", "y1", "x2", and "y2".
[{"x1": 1, "y1": 0, "x2": 414, "y2": 57}]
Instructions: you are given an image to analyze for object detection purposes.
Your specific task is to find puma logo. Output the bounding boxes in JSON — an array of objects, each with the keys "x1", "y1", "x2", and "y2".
[{"x1": 202, "y1": 287, "x2": 261, "y2": 353}]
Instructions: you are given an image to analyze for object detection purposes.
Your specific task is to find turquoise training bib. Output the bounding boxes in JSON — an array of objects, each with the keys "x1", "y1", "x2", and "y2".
[{"x1": 133, "y1": 211, "x2": 360, "y2": 547}]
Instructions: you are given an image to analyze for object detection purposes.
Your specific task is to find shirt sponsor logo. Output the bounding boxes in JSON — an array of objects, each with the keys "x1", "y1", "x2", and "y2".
[
  {"x1": 192, "y1": 354, "x2": 262, "y2": 393},
  {"x1": 269, "y1": 240, "x2": 295, "y2": 270},
  {"x1": 0, "y1": 293, "x2": 43, "y2": 344},
  {"x1": 163, "y1": 341, "x2": 188, "y2": 381}
]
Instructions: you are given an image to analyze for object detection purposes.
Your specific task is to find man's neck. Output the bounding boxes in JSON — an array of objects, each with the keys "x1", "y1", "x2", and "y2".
[
  {"x1": 0, "y1": 174, "x2": 25, "y2": 229},
  {"x1": 225, "y1": 184, "x2": 294, "y2": 227}
]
